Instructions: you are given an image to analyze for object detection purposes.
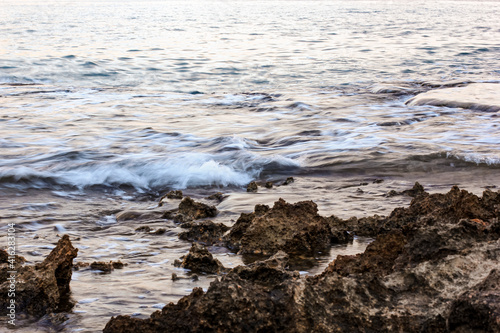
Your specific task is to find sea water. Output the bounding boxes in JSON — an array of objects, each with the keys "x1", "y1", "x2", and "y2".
[{"x1": 0, "y1": 1, "x2": 499, "y2": 331}]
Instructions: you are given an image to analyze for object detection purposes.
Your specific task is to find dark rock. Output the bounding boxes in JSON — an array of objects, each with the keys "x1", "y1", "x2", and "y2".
[
  {"x1": 90, "y1": 261, "x2": 114, "y2": 273},
  {"x1": 282, "y1": 177, "x2": 294, "y2": 185},
  {"x1": 225, "y1": 199, "x2": 342, "y2": 256},
  {"x1": 246, "y1": 181, "x2": 258, "y2": 193},
  {"x1": 179, "y1": 220, "x2": 230, "y2": 245},
  {"x1": 205, "y1": 192, "x2": 226, "y2": 203},
  {"x1": 166, "y1": 190, "x2": 183, "y2": 199},
  {"x1": 448, "y1": 269, "x2": 500, "y2": 332},
  {"x1": 373, "y1": 179, "x2": 384, "y2": 184},
  {"x1": 265, "y1": 181, "x2": 273, "y2": 189},
  {"x1": 385, "y1": 182, "x2": 426, "y2": 198},
  {"x1": 104, "y1": 251, "x2": 305, "y2": 333},
  {"x1": 112, "y1": 261, "x2": 125, "y2": 269},
  {"x1": 163, "y1": 197, "x2": 218, "y2": 222},
  {"x1": 135, "y1": 226, "x2": 152, "y2": 232},
  {"x1": 103, "y1": 186, "x2": 500, "y2": 333},
  {"x1": 173, "y1": 243, "x2": 225, "y2": 274},
  {"x1": 171, "y1": 273, "x2": 180, "y2": 281},
  {"x1": 0, "y1": 235, "x2": 78, "y2": 318}
]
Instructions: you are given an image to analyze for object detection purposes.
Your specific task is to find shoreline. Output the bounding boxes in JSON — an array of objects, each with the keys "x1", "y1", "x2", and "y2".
[{"x1": 1, "y1": 181, "x2": 499, "y2": 332}]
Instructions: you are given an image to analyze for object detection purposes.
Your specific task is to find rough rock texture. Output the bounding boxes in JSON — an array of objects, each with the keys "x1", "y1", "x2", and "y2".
[
  {"x1": 246, "y1": 181, "x2": 258, "y2": 192},
  {"x1": 225, "y1": 199, "x2": 348, "y2": 256},
  {"x1": 173, "y1": 243, "x2": 225, "y2": 274},
  {"x1": 104, "y1": 251, "x2": 306, "y2": 333},
  {"x1": 0, "y1": 235, "x2": 78, "y2": 318},
  {"x1": 353, "y1": 185, "x2": 499, "y2": 237},
  {"x1": 162, "y1": 197, "x2": 218, "y2": 222},
  {"x1": 104, "y1": 186, "x2": 500, "y2": 333},
  {"x1": 179, "y1": 220, "x2": 229, "y2": 245},
  {"x1": 448, "y1": 269, "x2": 500, "y2": 332}
]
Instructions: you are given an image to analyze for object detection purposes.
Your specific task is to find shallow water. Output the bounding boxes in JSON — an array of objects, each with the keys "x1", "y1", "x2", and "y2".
[{"x1": 1, "y1": 0, "x2": 500, "y2": 331}]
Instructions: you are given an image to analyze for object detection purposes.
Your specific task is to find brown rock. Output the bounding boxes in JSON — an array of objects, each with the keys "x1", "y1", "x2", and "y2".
[
  {"x1": 179, "y1": 220, "x2": 230, "y2": 245},
  {"x1": 104, "y1": 251, "x2": 305, "y2": 333},
  {"x1": 246, "y1": 181, "x2": 258, "y2": 193},
  {"x1": 0, "y1": 235, "x2": 78, "y2": 318},
  {"x1": 174, "y1": 243, "x2": 225, "y2": 274},
  {"x1": 163, "y1": 197, "x2": 218, "y2": 222},
  {"x1": 225, "y1": 199, "x2": 337, "y2": 256}
]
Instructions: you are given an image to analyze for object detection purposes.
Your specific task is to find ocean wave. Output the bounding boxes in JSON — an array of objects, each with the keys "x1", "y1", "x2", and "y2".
[{"x1": 0, "y1": 152, "x2": 299, "y2": 191}]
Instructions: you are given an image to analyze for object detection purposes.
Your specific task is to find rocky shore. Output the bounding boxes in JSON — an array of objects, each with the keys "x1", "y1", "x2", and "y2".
[{"x1": 2, "y1": 184, "x2": 499, "y2": 332}]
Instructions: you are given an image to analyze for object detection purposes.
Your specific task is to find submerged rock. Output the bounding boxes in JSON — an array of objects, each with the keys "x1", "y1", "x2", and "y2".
[
  {"x1": 173, "y1": 243, "x2": 225, "y2": 274},
  {"x1": 405, "y1": 82, "x2": 500, "y2": 112},
  {"x1": 0, "y1": 235, "x2": 78, "y2": 319},
  {"x1": 179, "y1": 220, "x2": 230, "y2": 245},
  {"x1": 163, "y1": 197, "x2": 218, "y2": 222},
  {"x1": 104, "y1": 186, "x2": 500, "y2": 333}
]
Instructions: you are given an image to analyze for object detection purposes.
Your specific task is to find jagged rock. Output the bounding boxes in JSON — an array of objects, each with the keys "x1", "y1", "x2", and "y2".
[
  {"x1": 265, "y1": 181, "x2": 273, "y2": 189},
  {"x1": 282, "y1": 177, "x2": 294, "y2": 185},
  {"x1": 103, "y1": 186, "x2": 500, "y2": 333},
  {"x1": 135, "y1": 226, "x2": 166, "y2": 235},
  {"x1": 173, "y1": 243, "x2": 225, "y2": 274},
  {"x1": 0, "y1": 235, "x2": 78, "y2": 319},
  {"x1": 246, "y1": 181, "x2": 258, "y2": 193},
  {"x1": 353, "y1": 185, "x2": 500, "y2": 237},
  {"x1": 166, "y1": 190, "x2": 183, "y2": 199},
  {"x1": 104, "y1": 251, "x2": 305, "y2": 333},
  {"x1": 225, "y1": 199, "x2": 347, "y2": 256},
  {"x1": 386, "y1": 182, "x2": 426, "y2": 198},
  {"x1": 162, "y1": 197, "x2": 218, "y2": 222},
  {"x1": 179, "y1": 220, "x2": 230, "y2": 245}
]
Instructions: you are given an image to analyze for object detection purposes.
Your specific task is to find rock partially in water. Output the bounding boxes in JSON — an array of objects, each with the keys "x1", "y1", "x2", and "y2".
[
  {"x1": 179, "y1": 220, "x2": 230, "y2": 245},
  {"x1": 0, "y1": 235, "x2": 78, "y2": 319},
  {"x1": 246, "y1": 181, "x2": 258, "y2": 193},
  {"x1": 163, "y1": 197, "x2": 218, "y2": 222},
  {"x1": 103, "y1": 186, "x2": 500, "y2": 333},
  {"x1": 386, "y1": 181, "x2": 426, "y2": 198},
  {"x1": 225, "y1": 199, "x2": 347, "y2": 256},
  {"x1": 104, "y1": 251, "x2": 304, "y2": 333},
  {"x1": 405, "y1": 82, "x2": 500, "y2": 112},
  {"x1": 90, "y1": 261, "x2": 126, "y2": 273},
  {"x1": 354, "y1": 185, "x2": 499, "y2": 237},
  {"x1": 173, "y1": 243, "x2": 225, "y2": 275}
]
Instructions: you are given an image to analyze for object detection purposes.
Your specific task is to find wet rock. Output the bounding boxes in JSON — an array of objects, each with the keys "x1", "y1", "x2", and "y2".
[
  {"x1": 104, "y1": 186, "x2": 500, "y2": 333},
  {"x1": 166, "y1": 190, "x2": 183, "y2": 199},
  {"x1": 354, "y1": 185, "x2": 499, "y2": 237},
  {"x1": 0, "y1": 235, "x2": 78, "y2": 318},
  {"x1": 265, "y1": 181, "x2": 273, "y2": 188},
  {"x1": 134, "y1": 226, "x2": 166, "y2": 235},
  {"x1": 134, "y1": 226, "x2": 152, "y2": 232},
  {"x1": 90, "y1": 260, "x2": 126, "y2": 273},
  {"x1": 448, "y1": 269, "x2": 500, "y2": 332},
  {"x1": 163, "y1": 197, "x2": 218, "y2": 222},
  {"x1": 173, "y1": 243, "x2": 225, "y2": 274},
  {"x1": 179, "y1": 220, "x2": 230, "y2": 245},
  {"x1": 385, "y1": 182, "x2": 426, "y2": 198},
  {"x1": 205, "y1": 192, "x2": 226, "y2": 203},
  {"x1": 406, "y1": 82, "x2": 500, "y2": 112},
  {"x1": 282, "y1": 177, "x2": 294, "y2": 185},
  {"x1": 225, "y1": 199, "x2": 344, "y2": 256},
  {"x1": 171, "y1": 273, "x2": 180, "y2": 281},
  {"x1": 246, "y1": 181, "x2": 258, "y2": 193},
  {"x1": 104, "y1": 251, "x2": 304, "y2": 333}
]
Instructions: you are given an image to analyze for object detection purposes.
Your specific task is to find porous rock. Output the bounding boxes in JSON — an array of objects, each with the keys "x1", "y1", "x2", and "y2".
[
  {"x1": 104, "y1": 187, "x2": 500, "y2": 333},
  {"x1": 173, "y1": 243, "x2": 225, "y2": 274},
  {"x1": 163, "y1": 197, "x2": 218, "y2": 222},
  {"x1": 104, "y1": 251, "x2": 306, "y2": 333},
  {"x1": 225, "y1": 199, "x2": 347, "y2": 256},
  {"x1": 179, "y1": 220, "x2": 229, "y2": 245},
  {"x1": 0, "y1": 235, "x2": 78, "y2": 318}
]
